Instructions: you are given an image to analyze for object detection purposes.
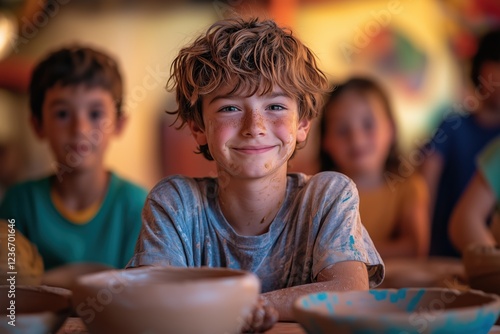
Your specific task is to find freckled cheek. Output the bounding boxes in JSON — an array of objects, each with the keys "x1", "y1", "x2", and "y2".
[{"x1": 206, "y1": 120, "x2": 239, "y2": 151}]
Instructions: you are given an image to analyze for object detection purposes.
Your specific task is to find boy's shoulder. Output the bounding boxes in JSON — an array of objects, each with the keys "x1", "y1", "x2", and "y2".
[
  {"x1": 3, "y1": 175, "x2": 51, "y2": 197},
  {"x1": 108, "y1": 172, "x2": 148, "y2": 204},
  {"x1": 290, "y1": 171, "x2": 353, "y2": 191},
  {"x1": 149, "y1": 174, "x2": 214, "y2": 199}
]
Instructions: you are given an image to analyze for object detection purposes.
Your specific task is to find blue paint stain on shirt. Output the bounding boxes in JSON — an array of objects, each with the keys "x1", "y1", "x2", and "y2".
[
  {"x1": 349, "y1": 235, "x2": 355, "y2": 250},
  {"x1": 341, "y1": 191, "x2": 352, "y2": 203}
]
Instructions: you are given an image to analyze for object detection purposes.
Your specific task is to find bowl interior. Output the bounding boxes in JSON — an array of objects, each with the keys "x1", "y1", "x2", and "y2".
[
  {"x1": 295, "y1": 288, "x2": 500, "y2": 317},
  {"x1": 0, "y1": 285, "x2": 71, "y2": 314}
]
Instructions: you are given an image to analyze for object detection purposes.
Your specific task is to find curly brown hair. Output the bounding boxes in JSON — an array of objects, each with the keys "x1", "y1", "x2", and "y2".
[{"x1": 167, "y1": 17, "x2": 329, "y2": 160}]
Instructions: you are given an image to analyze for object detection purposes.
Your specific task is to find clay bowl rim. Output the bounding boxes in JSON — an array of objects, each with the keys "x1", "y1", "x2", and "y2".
[
  {"x1": 75, "y1": 265, "x2": 258, "y2": 289},
  {"x1": 0, "y1": 284, "x2": 72, "y2": 316},
  {"x1": 293, "y1": 288, "x2": 500, "y2": 322}
]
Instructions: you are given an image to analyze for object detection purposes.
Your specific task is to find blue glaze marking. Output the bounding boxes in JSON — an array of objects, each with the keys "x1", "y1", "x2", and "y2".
[
  {"x1": 317, "y1": 292, "x2": 327, "y2": 301},
  {"x1": 389, "y1": 289, "x2": 407, "y2": 303},
  {"x1": 302, "y1": 299, "x2": 310, "y2": 309},
  {"x1": 326, "y1": 301, "x2": 335, "y2": 315},
  {"x1": 369, "y1": 290, "x2": 388, "y2": 301},
  {"x1": 406, "y1": 289, "x2": 425, "y2": 312},
  {"x1": 346, "y1": 300, "x2": 353, "y2": 306},
  {"x1": 331, "y1": 294, "x2": 339, "y2": 305}
]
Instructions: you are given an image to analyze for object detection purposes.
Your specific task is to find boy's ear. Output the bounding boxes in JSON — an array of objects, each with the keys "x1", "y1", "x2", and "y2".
[
  {"x1": 114, "y1": 114, "x2": 128, "y2": 136},
  {"x1": 30, "y1": 115, "x2": 45, "y2": 139},
  {"x1": 296, "y1": 118, "x2": 311, "y2": 143},
  {"x1": 188, "y1": 120, "x2": 208, "y2": 146}
]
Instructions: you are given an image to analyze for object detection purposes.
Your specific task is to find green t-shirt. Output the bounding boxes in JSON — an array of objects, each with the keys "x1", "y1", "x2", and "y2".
[
  {"x1": 0, "y1": 172, "x2": 147, "y2": 270},
  {"x1": 478, "y1": 137, "x2": 500, "y2": 212}
]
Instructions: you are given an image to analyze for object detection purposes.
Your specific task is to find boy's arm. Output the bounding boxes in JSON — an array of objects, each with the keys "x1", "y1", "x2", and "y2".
[
  {"x1": 376, "y1": 175, "x2": 430, "y2": 258},
  {"x1": 262, "y1": 261, "x2": 368, "y2": 321},
  {"x1": 449, "y1": 172, "x2": 496, "y2": 253}
]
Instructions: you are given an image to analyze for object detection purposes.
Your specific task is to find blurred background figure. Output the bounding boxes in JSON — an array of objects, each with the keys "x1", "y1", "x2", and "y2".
[
  {"x1": 420, "y1": 28, "x2": 500, "y2": 258},
  {"x1": 320, "y1": 77, "x2": 429, "y2": 259},
  {"x1": 449, "y1": 135, "x2": 500, "y2": 252},
  {"x1": 0, "y1": 46, "x2": 147, "y2": 271}
]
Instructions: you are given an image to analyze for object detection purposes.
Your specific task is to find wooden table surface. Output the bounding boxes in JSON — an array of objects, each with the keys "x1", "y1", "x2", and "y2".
[{"x1": 57, "y1": 317, "x2": 306, "y2": 334}]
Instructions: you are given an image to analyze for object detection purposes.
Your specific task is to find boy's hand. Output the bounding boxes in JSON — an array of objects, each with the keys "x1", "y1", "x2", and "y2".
[{"x1": 242, "y1": 296, "x2": 279, "y2": 333}]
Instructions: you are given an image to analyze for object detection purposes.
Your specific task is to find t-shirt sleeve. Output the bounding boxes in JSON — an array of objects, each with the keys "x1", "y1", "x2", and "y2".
[
  {"x1": 120, "y1": 185, "x2": 148, "y2": 268},
  {"x1": 126, "y1": 177, "x2": 192, "y2": 268},
  {"x1": 0, "y1": 184, "x2": 28, "y2": 235},
  {"x1": 478, "y1": 137, "x2": 500, "y2": 201},
  {"x1": 312, "y1": 176, "x2": 384, "y2": 288}
]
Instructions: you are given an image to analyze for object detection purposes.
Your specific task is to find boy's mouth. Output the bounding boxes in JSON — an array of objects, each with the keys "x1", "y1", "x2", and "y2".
[
  {"x1": 67, "y1": 143, "x2": 93, "y2": 155},
  {"x1": 233, "y1": 145, "x2": 276, "y2": 154}
]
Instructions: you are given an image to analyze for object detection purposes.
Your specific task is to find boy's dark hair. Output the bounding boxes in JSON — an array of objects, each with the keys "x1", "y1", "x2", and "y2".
[
  {"x1": 29, "y1": 46, "x2": 123, "y2": 122},
  {"x1": 471, "y1": 28, "x2": 500, "y2": 88},
  {"x1": 167, "y1": 17, "x2": 329, "y2": 160},
  {"x1": 319, "y1": 77, "x2": 400, "y2": 173}
]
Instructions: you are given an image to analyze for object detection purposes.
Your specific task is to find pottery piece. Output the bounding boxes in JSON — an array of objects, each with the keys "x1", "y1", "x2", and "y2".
[
  {"x1": 293, "y1": 288, "x2": 500, "y2": 334},
  {"x1": 0, "y1": 220, "x2": 44, "y2": 285},
  {"x1": 42, "y1": 262, "x2": 113, "y2": 290},
  {"x1": 464, "y1": 245, "x2": 500, "y2": 295},
  {"x1": 72, "y1": 266, "x2": 260, "y2": 334},
  {"x1": 379, "y1": 257, "x2": 466, "y2": 289},
  {"x1": 0, "y1": 285, "x2": 72, "y2": 334}
]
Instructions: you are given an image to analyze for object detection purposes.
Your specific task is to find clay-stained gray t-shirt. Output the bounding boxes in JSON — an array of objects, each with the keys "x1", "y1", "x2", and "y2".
[{"x1": 127, "y1": 172, "x2": 384, "y2": 292}]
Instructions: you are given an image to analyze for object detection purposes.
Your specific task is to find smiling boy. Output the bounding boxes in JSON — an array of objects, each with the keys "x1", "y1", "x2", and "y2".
[
  {"x1": 0, "y1": 46, "x2": 147, "y2": 270},
  {"x1": 128, "y1": 18, "x2": 384, "y2": 331}
]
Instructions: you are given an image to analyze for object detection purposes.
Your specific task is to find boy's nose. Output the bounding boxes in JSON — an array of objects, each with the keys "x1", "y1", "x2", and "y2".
[
  {"x1": 71, "y1": 114, "x2": 92, "y2": 136},
  {"x1": 241, "y1": 110, "x2": 266, "y2": 137}
]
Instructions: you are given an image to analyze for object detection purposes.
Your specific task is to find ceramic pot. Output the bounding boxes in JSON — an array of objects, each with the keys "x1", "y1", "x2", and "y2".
[
  {"x1": 0, "y1": 285, "x2": 72, "y2": 334},
  {"x1": 294, "y1": 288, "x2": 500, "y2": 334},
  {"x1": 72, "y1": 266, "x2": 260, "y2": 334},
  {"x1": 42, "y1": 262, "x2": 113, "y2": 290},
  {"x1": 463, "y1": 244, "x2": 500, "y2": 295}
]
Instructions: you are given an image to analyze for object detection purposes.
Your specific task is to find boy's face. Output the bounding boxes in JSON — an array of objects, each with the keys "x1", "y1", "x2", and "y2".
[
  {"x1": 322, "y1": 91, "x2": 393, "y2": 176},
  {"x1": 33, "y1": 84, "x2": 124, "y2": 174},
  {"x1": 480, "y1": 61, "x2": 500, "y2": 112},
  {"x1": 190, "y1": 84, "x2": 310, "y2": 179}
]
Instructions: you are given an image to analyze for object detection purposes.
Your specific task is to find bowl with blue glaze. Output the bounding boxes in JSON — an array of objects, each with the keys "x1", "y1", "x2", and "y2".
[{"x1": 293, "y1": 288, "x2": 500, "y2": 334}]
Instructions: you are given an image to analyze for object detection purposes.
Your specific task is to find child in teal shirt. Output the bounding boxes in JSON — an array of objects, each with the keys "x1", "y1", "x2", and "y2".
[{"x1": 0, "y1": 46, "x2": 147, "y2": 269}]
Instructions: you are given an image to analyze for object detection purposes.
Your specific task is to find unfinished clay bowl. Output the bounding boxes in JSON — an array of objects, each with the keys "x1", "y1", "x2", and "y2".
[
  {"x1": 464, "y1": 245, "x2": 500, "y2": 296},
  {"x1": 0, "y1": 285, "x2": 72, "y2": 334},
  {"x1": 72, "y1": 266, "x2": 260, "y2": 334},
  {"x1": 293, "y1": 288, "x2": 500, "y2": 334},
  {"x1": 42, "y1": 262, "x2": 113, "y2": 290},
  {"x1": 379, "y1": 257, "x2": 466, "y2": 289}
]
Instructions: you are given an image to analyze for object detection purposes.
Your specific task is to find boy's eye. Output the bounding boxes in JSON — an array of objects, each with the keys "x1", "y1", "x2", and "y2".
[
  {"x1": 55, "y1": 110, "x2": 69, "y2": 120},
  {"x1": 89, "y1": 110, "x2": 103, "y2": 120},
  {"x1": 335, "y1": 125, "x2": 349, "y2": 137},
  {"x1": 362, "y1": 118, "x2": 375, "y2": 131},
  {"x1": 219, "y1": 106, "x2": 240, "y2": 112},
  {"x1": 268, "y1": 104, "x2": 285, "y2": 111}
]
